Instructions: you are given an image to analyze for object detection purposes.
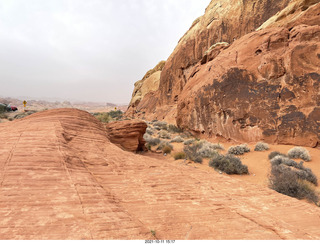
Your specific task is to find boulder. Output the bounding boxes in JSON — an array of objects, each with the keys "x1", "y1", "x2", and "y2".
[{"x1": 105, "y1": 119, "x2": 148, "y2": 152}]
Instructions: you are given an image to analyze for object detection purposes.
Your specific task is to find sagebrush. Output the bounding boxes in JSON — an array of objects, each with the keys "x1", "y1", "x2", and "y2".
[{"x1": 209, "y1": 154, "x2": 249, "y2": 175}]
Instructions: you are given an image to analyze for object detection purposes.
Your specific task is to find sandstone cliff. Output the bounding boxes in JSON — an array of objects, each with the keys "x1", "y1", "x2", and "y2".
[{"x1": 127, "y1": 0, "x2": 320, "y2": 147}]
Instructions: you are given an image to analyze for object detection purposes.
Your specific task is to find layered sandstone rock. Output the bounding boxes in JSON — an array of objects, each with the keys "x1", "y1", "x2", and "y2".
[
  {"x1": 105, "y1": 119, "x2": 147, "y2": 152},
  {"x1": 127, "y1": 0, "x2": 320, "y2": 147},
  {"x1": 1, "y1": 108, "x2": 320, "y2": 239},
  {"x1": 127, "y1": 61, "x2": 165, "y2": 116}
]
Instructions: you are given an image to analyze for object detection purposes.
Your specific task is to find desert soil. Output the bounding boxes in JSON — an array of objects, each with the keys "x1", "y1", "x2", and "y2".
[{"x1": 1, "y1": 108, "x2": 320, "y2": 240}]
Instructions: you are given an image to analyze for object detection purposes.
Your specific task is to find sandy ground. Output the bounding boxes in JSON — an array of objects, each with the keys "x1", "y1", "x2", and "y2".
[{"x1": 144, "y1": 141, "x2": 320, "y2": 193}]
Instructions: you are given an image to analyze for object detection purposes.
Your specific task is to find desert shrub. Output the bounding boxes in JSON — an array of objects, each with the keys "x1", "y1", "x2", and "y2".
[
  {"x1": 162, "y1": 145, "x2": 172, "y2": 154},
  {"x1": 269, "y1": 164, "x2": 319, "y2": 204},
  {"x1": 170, "y1": 136, "x2": 184, "y2": 143},
  {"x1": 156, "y1": 141, "x2": 173, "y2": 151},
  {"x1": 270, "y1": 155, "x2": 318, "y2": 186},
  {"x1": 173, "y1": 152, "x2": 186, "y2": 160},
  {"x1": 153, "y1": 126, "x2": 162, "y2": 131},
  {"x1": 153, "y1": 121, "x2": 167, "y2": 130},
  {"x1": 108, "y1": 110, "x2": 123, "y2": 119},
  {"x1": 228, "y1": 144, "x2": 250, "y2": 155},
  {"x1": 159, "y1": 130, "x2": 171, "y2": 139},
  {"x1": 194, "y1": 156, "x2": 203, "y2": 164},
  {"x1": 180, "y1": 131, "x2": 193, "y2": 138},
  {"x1": 183, "y1": 143, "x2": 203, "y2": 163},
  {"x1": 146, "y1": 127, "x2": 154, "y2": 135},
  {"x1": 0, "y1": 113, "x2": 8, "y2": 119},
  {"x1": 184, "y1": 139, "x2": 196, "y2": 145},
  {"x1": 209, "y1": 154, "x2": 249, "y2": 175},
  {"x1": 168, "y1": 124, "x2": 183, "y2": 133},
  {"x1": 145, "y1": 136, "x2": 161, "y2": 146},
  {"x1": 197, "y1": 143, "x2": 219, "y2": 158},
  {"x1": 288, "y1": 147, "x2": 311, "y2": 162},
  {"x1": 254, "y1": 142, "x2": 269, "y2": 151},
  {"x1": 95, "y1": 113, "x2": 112, "y2": 123},
  {"x1": 268, "y1": 151, "x2": 287, "y2": 160}
]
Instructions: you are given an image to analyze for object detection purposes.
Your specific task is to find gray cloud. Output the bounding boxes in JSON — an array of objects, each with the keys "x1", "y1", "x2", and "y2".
[{"x1": 0, "y1": 0, "x2": 210, "y2": 104}]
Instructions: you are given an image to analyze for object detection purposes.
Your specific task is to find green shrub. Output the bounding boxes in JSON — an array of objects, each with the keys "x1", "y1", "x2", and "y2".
[
  {"x1": 168, "y1": 124, "x2": 183, "y2": 133},
  {"x1": 268, "y1": 151, "x2": 287, "y2": 160},
  {"x1": 228, "y1": 144, "x2": 250, "y2": 155},
  {"x1": 288, "y1": 147, "x2": 311, "y2": 162},
  {"x1": 269, "y1": 164, "x2": 319, "y2": 204},
  {"x1": 170, "y1": 136, "x2": 184, "y2": 143},
  {"x1": 95, "y1": 113, "x2": 112, "y2": 123},
  {"x1": 254, "y1": 142, "x2": 269, "y2": 151},
  {"x1": 209, "y1": 154, "x2": 249, "y2": 175},
  {"x1": 108, "y1": 110, "x2": 123, "y2": 119},
  {"x1": 173, "y1": 152, "x2": 186, "y2": 160}
]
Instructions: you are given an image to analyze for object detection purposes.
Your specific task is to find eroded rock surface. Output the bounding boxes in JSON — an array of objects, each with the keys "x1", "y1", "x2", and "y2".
[
  {"x1": 1, "y1": 108, "x2": 320, "y2": 239},
  {"x1": 105, "y1": 119, "x2": 147, "y2": 152},
  {"x1": 126, "y1": 0, "x2": 320, "y2": 147}
]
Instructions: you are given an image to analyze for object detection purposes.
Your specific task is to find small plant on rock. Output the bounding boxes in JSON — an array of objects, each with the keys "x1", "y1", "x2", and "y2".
[{"x1": 162, "y1": 145, "x2": 172, "y2": 154}]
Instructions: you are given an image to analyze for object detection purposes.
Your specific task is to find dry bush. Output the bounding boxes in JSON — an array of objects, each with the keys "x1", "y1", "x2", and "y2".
[
  {"x1": 209, "y1": 154, "x2": 249, "y2": 175},
  {"x1": 184, "y1": 139, "x2": 195, "y2": 145},
  {"x1": 228, "y1": 144, "x2": 250, "y2": 155},
  {"x1": 156, "y1": 141, "x2": 173, "y2": 151},
  {"x1": 168, "y1": 124, "x2": 183, "y2": 133},
  {"x1": 146, "y1": 127, "x2": 154, "y2": 135},
  {"x1": 268, "y1": 151, "x2": 287, "y2": 160},
  {"x1": 153, "y1": 121, "x2": 167, "y2": 130},
  {"x1": 288, "y1": 147, "x2": 311, "y2": 162},
  {"x1": 159, "y1": 130, "x2": 171, "y2": 139},
  {"x1": 144, "y1": 136, "x2": 161, "y2": 147},
  {"x1": 183, "y1": 143, "x2": 203, "y2": 163},
  {"x1": 162, "y1": 145, "x2": 172, "y2": 154},
  {"x1": 270, "y1": 155, "x2": 318, "y2": 186},
  {"x1": 170, "y1": 136, "x2": 184, "y2": 143},
  {"x1": 254, "y1": 142, "x2": 269, "y2": 151},
  {"x1": 269, "y1": 164, "x2": 319, "y2": 204},
  {"x1": 173, "y1": 152, "x2": 186, "y2": 160}
]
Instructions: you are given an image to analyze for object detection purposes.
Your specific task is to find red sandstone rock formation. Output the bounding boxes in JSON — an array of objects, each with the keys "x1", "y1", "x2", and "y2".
[
  {"x1": 105, "y1": 119, "x2": 147, "y2": 152},
  {"x1": 127, "y1": 0, "x2": 320, "y2": 147},
  {"x1": 1, "y1": 108, "x2": 320, "y2": 239}
]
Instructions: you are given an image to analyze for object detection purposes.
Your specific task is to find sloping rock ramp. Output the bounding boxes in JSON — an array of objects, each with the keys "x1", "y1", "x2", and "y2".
[{"x1": 0, "y1": 108, "x2": 320, "y2": 240}]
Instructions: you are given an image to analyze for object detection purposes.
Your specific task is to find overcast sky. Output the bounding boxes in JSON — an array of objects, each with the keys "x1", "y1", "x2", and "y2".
[{"x1": 0, "y1": 0, "x2": 210, "y2": 104}]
